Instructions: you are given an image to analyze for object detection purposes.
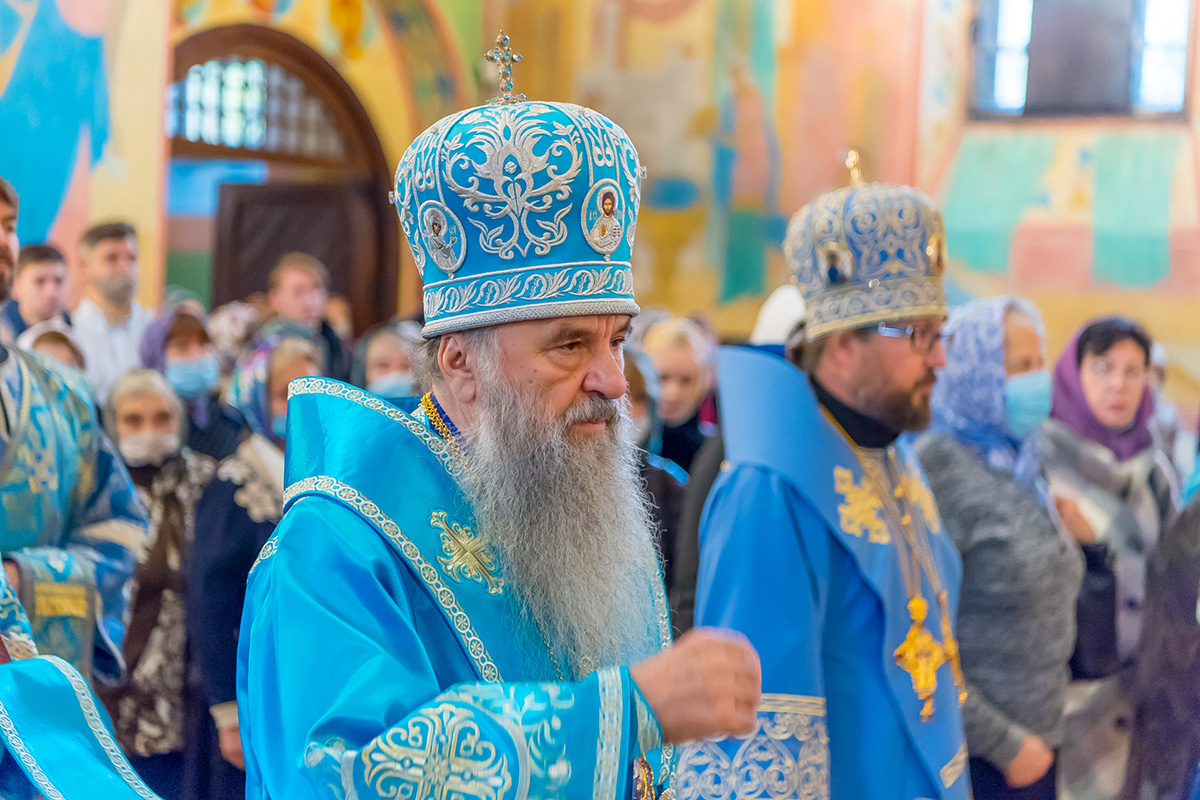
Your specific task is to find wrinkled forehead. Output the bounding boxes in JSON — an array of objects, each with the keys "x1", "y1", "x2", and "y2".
[{"x1": 493, "y1": 313, "x2": 634, "y2": 347}]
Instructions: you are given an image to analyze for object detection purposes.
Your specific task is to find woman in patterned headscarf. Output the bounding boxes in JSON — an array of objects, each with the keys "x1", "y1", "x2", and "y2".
[
  {"x1": 918, "y1": 296, "x2": 1083, "y2": 800},
  {"x1": 190, "y1": 337, "x2": 322, "y2": 793},
  {"x1": 97, "y1": 368, "x2": 218, "y2": 800}
]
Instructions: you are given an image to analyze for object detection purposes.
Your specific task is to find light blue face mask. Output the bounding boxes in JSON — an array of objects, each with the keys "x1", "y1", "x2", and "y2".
[
  {"x1": 165, "y1": 354, "x2": 220, "y2": 399},
  {"x1": 271, "y1": 414, "x2": 288, "y2": 441},
  {"x1": 366, "y1": 371, "x2": 416, "y2": 399},
  {"x1": 1005, "y1": 369, "x2": 1052, "y2": 439}
]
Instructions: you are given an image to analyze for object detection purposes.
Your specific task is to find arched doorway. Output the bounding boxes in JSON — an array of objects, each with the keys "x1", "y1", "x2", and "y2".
[{"x1": 164, "y1": 24, "x2": 398, "y2": 334}]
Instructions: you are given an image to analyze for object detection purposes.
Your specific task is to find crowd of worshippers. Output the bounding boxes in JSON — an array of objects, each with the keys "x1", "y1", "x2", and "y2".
[{"x1": 6, "y1": 157, "x2": 1200, "y2": 800}]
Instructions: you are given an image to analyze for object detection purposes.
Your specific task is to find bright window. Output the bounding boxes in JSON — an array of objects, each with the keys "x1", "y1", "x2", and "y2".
[{"x1": 973, "y1": 0, "x2": 1191, "y2": 116}]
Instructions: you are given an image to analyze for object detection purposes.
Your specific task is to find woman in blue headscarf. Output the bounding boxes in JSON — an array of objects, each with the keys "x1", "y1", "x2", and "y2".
[
  {"x1": 141, "y1": 305, "x2": 245, "y2": 461},
  {"x1": 189, "y1": 337, "x2": 322, "y2": 795},
  {"x1": 917, "y1": 296, "x2": 1084, "y2": 800}
]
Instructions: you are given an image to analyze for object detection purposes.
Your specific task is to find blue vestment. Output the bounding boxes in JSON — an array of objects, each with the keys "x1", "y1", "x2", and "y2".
[
  {"x1": 237, "y1": 378, "x2": 674, "y2": 799},
  {"x1": 0, "y1": 348, "x2": 147, "y2": 683},
  {"x1": 677, "y1": 347, "x2": 968, "y2": 800},
  {"x1": 0, "y1": 349, "x2": 157, "y2": 798}
]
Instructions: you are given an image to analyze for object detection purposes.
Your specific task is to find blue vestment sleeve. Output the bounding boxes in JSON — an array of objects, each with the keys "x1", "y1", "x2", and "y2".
[
  {"x1": 10, "y1": 433, "x2": 146, "y2": 684},
  {"x1": 239, "y1": 498, "x2": 665, "y2": 800},
  {"x1": 677, "y1": 466, "x2": 831, "y2": 799}
]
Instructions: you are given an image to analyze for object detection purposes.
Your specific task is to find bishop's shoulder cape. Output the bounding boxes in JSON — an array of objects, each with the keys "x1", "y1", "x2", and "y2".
[
  {"x1": 677, "y1": 347, "x2": 967, "y2": 800},
  {"x1": 237, "y1": 378, "x2": 674, "y2": 800}
]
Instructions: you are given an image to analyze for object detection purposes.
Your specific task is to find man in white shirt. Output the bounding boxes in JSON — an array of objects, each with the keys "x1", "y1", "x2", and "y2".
[{"x1": 71, "y1": 222, "x2": 153, "y2": 404}]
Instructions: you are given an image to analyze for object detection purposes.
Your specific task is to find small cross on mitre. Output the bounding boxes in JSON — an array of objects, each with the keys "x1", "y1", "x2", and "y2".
[{"x1": 486, "y1": 31, "x2": 528, "y2": 105}]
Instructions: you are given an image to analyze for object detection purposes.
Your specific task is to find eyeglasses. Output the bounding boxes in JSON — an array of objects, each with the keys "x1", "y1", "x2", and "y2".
[
  {"x1": 875, "y1": 322, "x2": 945, "y2": 356},
  {"x1": 1085, "y1": 359, "x2": 1147, "y2": 385}
]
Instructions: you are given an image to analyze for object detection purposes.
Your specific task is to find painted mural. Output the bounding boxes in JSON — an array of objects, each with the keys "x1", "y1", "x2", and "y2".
[
  {"x1": 2, "y1": 0, "x2": 1199, "y2": 421},
  {"x1": 0, "y1": 0, "x2": 478, "y2": 311}
]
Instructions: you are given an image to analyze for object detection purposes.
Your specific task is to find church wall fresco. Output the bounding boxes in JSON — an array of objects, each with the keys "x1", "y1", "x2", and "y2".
[{"x1": 2, "y1": 0, "x2": 1198, "y2": 423}]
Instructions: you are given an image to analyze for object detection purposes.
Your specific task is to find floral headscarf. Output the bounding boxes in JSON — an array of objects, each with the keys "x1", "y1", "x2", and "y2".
[
  {"x1": 224, "y1": 338, "x2": 280, "y2": 443},
  {"x1": 930, "y1": 295, "x2": 1045, "y2": 473}
]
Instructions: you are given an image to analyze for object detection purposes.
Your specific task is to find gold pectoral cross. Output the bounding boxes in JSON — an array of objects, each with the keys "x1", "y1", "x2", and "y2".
[
  {"x1": 431, "y1": 511, "x2": 504, "y2": 594},
  {"x1": 894, "y1": 597, "x2": 945, "y2": 722}
]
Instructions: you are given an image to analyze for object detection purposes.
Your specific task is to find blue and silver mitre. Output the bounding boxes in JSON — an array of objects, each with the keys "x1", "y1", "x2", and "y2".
[
  {"x1": 784, "y1": 153, "x2": 948, "y2": 340},
  {"x1": 392, "y1": 33, "x2": 643, "y2": 338}
]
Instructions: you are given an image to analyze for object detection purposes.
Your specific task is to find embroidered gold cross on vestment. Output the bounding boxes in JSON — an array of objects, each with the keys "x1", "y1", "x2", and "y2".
[{"x1": 431, "y1": 511, "x2": 504, "y2": 594}]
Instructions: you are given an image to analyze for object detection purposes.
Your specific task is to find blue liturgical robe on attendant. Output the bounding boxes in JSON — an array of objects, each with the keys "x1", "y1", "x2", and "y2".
[
  {"x1": 0, "y1": 349, "x2": 158, "y2": 799},
  {"x1": 677, "y1": 347, "x2": 967, "y2": 800},
  {"x1": 237, "y1": 377, "x2": 675, "y2": 800},
  {"x1": 0, "y1": 348, "x2": 147, "y2": 684}
]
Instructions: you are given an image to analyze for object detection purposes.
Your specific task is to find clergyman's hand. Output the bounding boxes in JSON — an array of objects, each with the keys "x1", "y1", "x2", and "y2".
[{"x1": 629, "y1": 628, "x2": 761, "y2": 744}]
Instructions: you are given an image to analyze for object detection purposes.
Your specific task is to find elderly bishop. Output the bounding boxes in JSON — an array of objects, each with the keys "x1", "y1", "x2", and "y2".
[{"x1": 236, "y1": 35, "x2": 761, "y2": 800}]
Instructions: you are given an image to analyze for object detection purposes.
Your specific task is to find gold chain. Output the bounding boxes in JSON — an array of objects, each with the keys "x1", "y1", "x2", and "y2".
[
  {"x1": 420, "y1": 392, "x2": 464, "y2": 459},
  {"x1": 859, "y1": 447, "x2": 968, "y2": 708},
  {"x1": 822, "y1": 408, "x2": 967, "y2": 717}
]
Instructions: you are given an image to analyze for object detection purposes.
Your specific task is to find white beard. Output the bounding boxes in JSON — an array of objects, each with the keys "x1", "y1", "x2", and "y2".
[{"x1": 460, "y1": 349, "x2": 663, "y2": 679}]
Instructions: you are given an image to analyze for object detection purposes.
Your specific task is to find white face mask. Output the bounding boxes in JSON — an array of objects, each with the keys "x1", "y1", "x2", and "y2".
[{"x1": 120, "y1": 431, "x2": 181, "y2": 468}]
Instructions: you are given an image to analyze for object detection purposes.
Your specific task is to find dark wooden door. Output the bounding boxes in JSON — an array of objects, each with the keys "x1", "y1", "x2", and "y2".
[{"x1": 213, "y1": 181, "x2": 394, "y2": 333}]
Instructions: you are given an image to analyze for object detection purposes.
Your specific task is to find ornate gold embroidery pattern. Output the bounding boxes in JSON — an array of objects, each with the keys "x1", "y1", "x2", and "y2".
[
  {"x1": 249, "y1": 535, "x2": 279, "y2": 574},
  {"x1": 284, "y1": 476, "x2": 500, "y2": 682},
  {"x1": 47, "y1": 657, "x2": 160, "y2": 799},
  {"x1": 288, "y1": 377, "x2": 465, "y2": 482},
  {"x1": 675, "y1": 694, "x2": 830, "y2": 800},
  {"x1": 897, "y1": 468, "x2": 942, "y2": 534},
  {"x1": 594, "y1": 667, "x2": 624, "y2": 800},
  {"x1": 941, "y1": 743, "x2": 967, "y2": 788},
  {"x1": 431, "y1": 511, "x2": 504, "y2": 594},
  {"x1": 440, "y1": 681, "x2": 577, "y2": 796},
  {"x1": 833, "y1": 466, "x2": 889, "y2": 544},
  {"x1": 361, "y1": 702, "x2": 513, "y2": 800}
]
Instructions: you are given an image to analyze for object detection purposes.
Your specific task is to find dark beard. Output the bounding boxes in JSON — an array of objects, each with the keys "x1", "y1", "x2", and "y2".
[{"x1": 853, "y1": 374, "x2": 936, "y2": 433}]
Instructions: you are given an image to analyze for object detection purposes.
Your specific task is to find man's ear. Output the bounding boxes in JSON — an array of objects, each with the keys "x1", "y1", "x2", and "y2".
[{"x1": 438, "y1": 333, "x2": 477, "y2": 405}]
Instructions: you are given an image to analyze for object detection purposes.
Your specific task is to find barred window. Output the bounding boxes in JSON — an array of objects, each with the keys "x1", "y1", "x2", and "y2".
[
  {"x1": 166, "y1": 57, "x2": 346, "y2": 161},
  {"x1": 972, "y1": 0, "x2": 1190, "y2": 117}
]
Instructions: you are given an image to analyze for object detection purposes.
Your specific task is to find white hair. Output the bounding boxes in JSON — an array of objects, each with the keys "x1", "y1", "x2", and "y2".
[
  {"x1": 107, "y1": 368, "x2": 185, "y2": 442},
  {"x1": 642, "y1": 316, "x2": 716, "y2": 366}
]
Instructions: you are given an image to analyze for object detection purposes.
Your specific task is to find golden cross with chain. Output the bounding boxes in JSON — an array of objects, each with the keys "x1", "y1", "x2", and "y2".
[
  {"x1": 894, "y1": 596, "x2": 946, "y2": 722},
  {"x1": 485, "y1": 30, "x2": 527, "y2": 104},
  {"x1": 430, "y1": 511, "x2": 504, "y2": 594}
]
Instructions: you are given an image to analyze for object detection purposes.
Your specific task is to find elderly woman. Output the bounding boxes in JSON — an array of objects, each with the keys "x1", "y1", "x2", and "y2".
[
  {"x1": 919, "y1": 297, "x2": 1083, "y2": 800},
  {"x1": 190, "y1": 337, "x2": 322, "y2": 782},
  {"x1": 1043, "y1": 317, "x2": 1178, "y2": 800},
  {"x1": 350, "y1": 321, "x2": 422, "y2": 397},
  {"x1": 95, "y1": 369, "x2": 218, "y2": 799},
  {"x1": 141, "y1": 306, "x2": 245, "y2": 461}
]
